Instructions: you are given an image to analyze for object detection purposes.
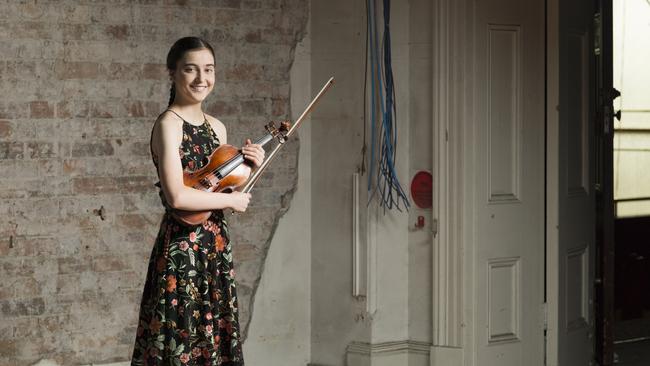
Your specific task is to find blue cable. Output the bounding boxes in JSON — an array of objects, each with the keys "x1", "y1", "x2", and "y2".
[
  {"x1": 367, "y1": 0, "x2": 377, "y2": 192},
  {"x1": 366, "y1": 0, "x2": 410, "y2": 211}
]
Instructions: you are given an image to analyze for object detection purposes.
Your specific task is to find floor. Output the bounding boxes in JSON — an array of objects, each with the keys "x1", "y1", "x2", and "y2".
[{"x1": 614, "y1": 339, "x2": 650, "y2": 366}]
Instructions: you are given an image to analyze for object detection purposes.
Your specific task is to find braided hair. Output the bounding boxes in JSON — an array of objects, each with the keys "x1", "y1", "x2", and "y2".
[{"x1": 166, "y1": 36, "x2": 216, "y2": 107}]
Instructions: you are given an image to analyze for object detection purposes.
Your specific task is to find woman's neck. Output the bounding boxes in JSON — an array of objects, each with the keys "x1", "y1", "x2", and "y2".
[{"x1": 169, "y1": 102, "x2": 204, "y2": 123}]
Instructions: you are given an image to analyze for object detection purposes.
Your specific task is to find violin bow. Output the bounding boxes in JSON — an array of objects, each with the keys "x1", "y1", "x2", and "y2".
[{"x1": 241, "y1": 76, "x2": 335, "y2": 194}]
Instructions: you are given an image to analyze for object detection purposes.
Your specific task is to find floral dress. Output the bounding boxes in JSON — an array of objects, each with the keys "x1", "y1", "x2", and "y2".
[{"x1": 132, "y1": 110, "x2": 244, "y2": 366}]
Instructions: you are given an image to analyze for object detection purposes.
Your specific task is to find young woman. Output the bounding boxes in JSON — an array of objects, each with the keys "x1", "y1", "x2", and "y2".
[{"x1": 131, "y1": 37, "x2": 264, "y2": 366}]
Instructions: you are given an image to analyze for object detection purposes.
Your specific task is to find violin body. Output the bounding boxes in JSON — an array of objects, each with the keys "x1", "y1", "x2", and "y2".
[
  {"x1": 183, "y1": 144, "x2": 252, "y2": 193},
  {"x1": 172, "y1": 144, "x2": 252, "y2": 226}
]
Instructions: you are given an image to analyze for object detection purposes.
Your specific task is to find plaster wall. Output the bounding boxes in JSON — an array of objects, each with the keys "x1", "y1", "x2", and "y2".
[
  {"x1": 244, "y1": 19, "x2": 312, "y2": 366},
  {"x1": 310, "y1": 0, "x2": 370, "y2": 362},
  {"x1": 309, "y1": 0, "x2": 433, "y2": 364},
  {"x1": 407, "y1": 0, "x2": 433, "y2": 344}
]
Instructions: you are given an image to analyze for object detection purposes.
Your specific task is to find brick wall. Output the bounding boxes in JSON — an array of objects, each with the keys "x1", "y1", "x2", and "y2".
[{"x1": 0, "y1": 1, "x2": 307, "y2": 364}]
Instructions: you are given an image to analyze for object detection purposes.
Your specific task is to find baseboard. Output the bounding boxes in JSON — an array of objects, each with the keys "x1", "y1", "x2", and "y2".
[{"x1": 346, "y1": 340, "x2": 431, "y2": 366}]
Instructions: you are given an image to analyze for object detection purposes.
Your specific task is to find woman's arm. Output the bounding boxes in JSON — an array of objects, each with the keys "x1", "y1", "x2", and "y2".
[{"x1": 152, "y1": 113, "x2": 250, "y2": 212}]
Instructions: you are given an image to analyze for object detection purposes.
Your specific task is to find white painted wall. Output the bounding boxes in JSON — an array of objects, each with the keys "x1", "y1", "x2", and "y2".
[
  {"x1": 247, "y1": 1, "x2": 435, "y2": 365},
  {"x1": 310, "y1": 0, "x2": 370, "y2": 364},
  {"x1": 407, "y1": 0, "x2": 434, "y2": 345},
  {"x1": 309, "y1": 0, "x2": 434, "y2": 365},
  {"x1": 244, "y1": 18, "x2": 312, "y2": 366}
]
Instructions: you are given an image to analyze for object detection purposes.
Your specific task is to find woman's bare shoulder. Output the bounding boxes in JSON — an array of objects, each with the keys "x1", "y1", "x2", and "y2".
[
  {"x1": 205, "y1": 114, "x2": 227, "y2": 143},
  {"x1": 157, "y1": 110, "x2": 184, "y2": 130},
  {"x1": 151, "y1": 110, "x2": 184, "y2": 156}
]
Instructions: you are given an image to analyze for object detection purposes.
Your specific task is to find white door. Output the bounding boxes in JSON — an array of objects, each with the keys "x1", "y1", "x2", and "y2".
[
  {"x1": 472, "y1": 0, "x2": 545, "y2": 364},
  {"x1": 547, "y1": 0, "x2": 597, "y2": 364}
]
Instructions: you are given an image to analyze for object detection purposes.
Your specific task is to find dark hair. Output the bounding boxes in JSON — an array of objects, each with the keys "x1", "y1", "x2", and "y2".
[{"x1": 166, "y1": 36, "x2": 216, "y2": 107}]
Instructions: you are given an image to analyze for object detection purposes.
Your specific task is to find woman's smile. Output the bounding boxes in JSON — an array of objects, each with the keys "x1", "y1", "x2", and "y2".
[{"x1": 190, "y1": 85, "x2": 208, "y2": 92}]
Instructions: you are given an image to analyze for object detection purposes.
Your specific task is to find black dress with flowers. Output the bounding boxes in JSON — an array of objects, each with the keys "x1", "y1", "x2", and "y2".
[{"x1": 132, "y1": 111, "x2": 244, "y2": 366}]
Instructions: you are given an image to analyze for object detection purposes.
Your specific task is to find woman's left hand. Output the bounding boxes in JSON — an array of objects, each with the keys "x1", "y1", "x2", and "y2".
[{"x1": 242, "y1": 139, "x2": 265, "y2": 168}]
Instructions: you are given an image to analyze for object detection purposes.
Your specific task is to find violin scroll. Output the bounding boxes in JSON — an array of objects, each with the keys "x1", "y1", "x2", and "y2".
[{"x1": 264, "y1": 120, "x2": 292, "y2": 144}]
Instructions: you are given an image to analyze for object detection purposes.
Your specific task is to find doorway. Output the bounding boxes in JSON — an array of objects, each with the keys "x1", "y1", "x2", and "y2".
[{"x1": 611, "y1": 0, "x2": 650, "y2": 364}]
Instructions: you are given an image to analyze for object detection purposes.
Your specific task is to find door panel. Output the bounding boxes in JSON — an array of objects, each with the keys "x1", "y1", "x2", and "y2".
[
  {"x1": 473, "y1": 0, "x2": 545, "y2": 364},
  {"x1": 549, "y1": 0, "x2": 598, "y2": 364}
]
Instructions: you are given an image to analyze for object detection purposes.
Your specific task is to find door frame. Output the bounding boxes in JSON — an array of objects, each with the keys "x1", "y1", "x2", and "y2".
[{"x1": 594, "y1": 0, "x2": 615, "y2": 364}]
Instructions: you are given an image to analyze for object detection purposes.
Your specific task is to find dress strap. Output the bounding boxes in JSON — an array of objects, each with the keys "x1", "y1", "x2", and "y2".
[
  {"x1": 164, "y1": 108, "x2": 185, "y2": 121},
  {"x1": 164, "y1": 109, "x2": 208, "y2": 125}
]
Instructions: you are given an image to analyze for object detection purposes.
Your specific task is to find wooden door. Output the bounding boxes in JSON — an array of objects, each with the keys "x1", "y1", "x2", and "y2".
[
  {"x1": 547, "y1": 0, "x2": 598, "y2": 364},
  {"x1": 472, "y1": 0, "x2": 546, "y2": 364}
]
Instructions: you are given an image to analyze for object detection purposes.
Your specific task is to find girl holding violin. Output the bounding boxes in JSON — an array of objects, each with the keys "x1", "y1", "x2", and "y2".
[{"x1": 132, "y1": 36, "x2": 263, "y2": 366}]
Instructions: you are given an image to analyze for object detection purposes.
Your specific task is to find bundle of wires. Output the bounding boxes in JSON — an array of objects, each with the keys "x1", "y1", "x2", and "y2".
[{"x1": 364, "y1": 0, "x2": 410, "y2": 211}]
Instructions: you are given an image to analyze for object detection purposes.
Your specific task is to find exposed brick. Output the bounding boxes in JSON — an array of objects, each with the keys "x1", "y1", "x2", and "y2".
[
  {"x1": 29, "y1": 101, "x2": 55, "y2": 119},
  {"x1": 0, "y1": 297, "x2": 45, "y2": 317},
  {"x1": 0, "y1": 1, "x2": 308, "y2": 364},
  {"x1": 142, "y1": 63, "x2": 166, "y2": 79},
  {"x1": 125, "y1": 101, "x2": 145, "y2": 117},
  {"x1": 0, "y1": 340, "x2": 17, "y2": 358},
  {"x1": 124, "y1": 141, "x2": 149, "y2": 156},
  {"x1": 25, "y1": 142, "x2": 57, "y2": 159},
  {"x1": 56, "y1": 101, "x2": 90, "y2": 118},
  {"x1": 72, "y1": 176, "x2": 153, "y2": 195},
  {"x1": 0, "y1": 142, "x2": 23, "y2": 159},
  {"x1": 244, "y1": 29, "x2": 262, "y2": 43},
  {"x1": 105, "y1": 24, "x2": 129, "y2": 40},
  {"x1": 71, "y1": 140, "x2": 115, "y2": 158},
  {"x1": 90, "y1": 102, "x2": 114, "y2": 118},
  {"x1": 56, "y1": 61, "x2": 100, "y2": 80},
  {"x1": 240, "y1": 99, "x2": 266, "y2": 115},
  {"x1": 58, "y1": 257, "x2": 92, "y2": 275},
  {"x1": 271, "y1": 97, "x2": 288, "y2": 116},
  {"x1": 205, "y1": 100, "x2": 240, "y2": 116},
  {"x1": 224, "y1": 63, "x2": 264, "y2": 81},
  {"x1": 91, "y1": 254, "x2": 130, "y2": 272}
]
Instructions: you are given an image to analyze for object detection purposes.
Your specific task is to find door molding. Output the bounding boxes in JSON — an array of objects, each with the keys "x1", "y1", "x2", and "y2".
[
  {"x1": 431, "y1": 0, "x2": 468, "y2": 354},
  {"x1": 546, "y1": 0, "x2": 561, "y2": 363}
]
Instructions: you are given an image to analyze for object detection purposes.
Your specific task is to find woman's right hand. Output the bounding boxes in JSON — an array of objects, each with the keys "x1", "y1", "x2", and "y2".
[{"x1": 229, "y1": 192, "x2": 251, "y2": 212}]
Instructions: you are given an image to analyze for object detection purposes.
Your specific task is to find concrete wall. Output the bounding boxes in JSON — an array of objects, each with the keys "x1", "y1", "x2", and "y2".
[{"x1": 0, "y1": 1, "x2": 307, "y2": 364}]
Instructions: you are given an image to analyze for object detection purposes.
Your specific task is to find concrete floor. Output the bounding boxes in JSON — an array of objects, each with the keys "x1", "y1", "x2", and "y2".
[{"x1": 614, "y1": 340, "x2": 650, "y2": 366}]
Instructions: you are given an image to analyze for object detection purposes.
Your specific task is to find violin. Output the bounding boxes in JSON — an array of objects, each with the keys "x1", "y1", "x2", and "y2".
[
  {"x1": 172, "y1": 76, "x2": 335, "y2": 226},
  {"x1": 171, "y1": 121, "x2": 290, "y2": 225}
]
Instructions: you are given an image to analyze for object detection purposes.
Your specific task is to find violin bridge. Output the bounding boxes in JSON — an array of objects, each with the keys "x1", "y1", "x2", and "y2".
[{"x1": 199, "y1": 176, "x2": 214, "y2": 190}]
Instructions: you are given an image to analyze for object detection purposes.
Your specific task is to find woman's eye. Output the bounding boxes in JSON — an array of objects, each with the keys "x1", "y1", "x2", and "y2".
[{"x1": 205, "y1": 68, "x2": 214, "y2": 73}]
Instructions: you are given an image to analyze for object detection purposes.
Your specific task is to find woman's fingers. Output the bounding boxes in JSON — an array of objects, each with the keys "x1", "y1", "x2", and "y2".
[{"x1": 242, "y1": 142, "x2": 265, "y2": 167}]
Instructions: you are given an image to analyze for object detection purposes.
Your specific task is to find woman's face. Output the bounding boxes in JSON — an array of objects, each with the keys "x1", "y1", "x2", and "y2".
[{"x1": 170, "y1": 48, "x2": 215, "y2": 105}]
